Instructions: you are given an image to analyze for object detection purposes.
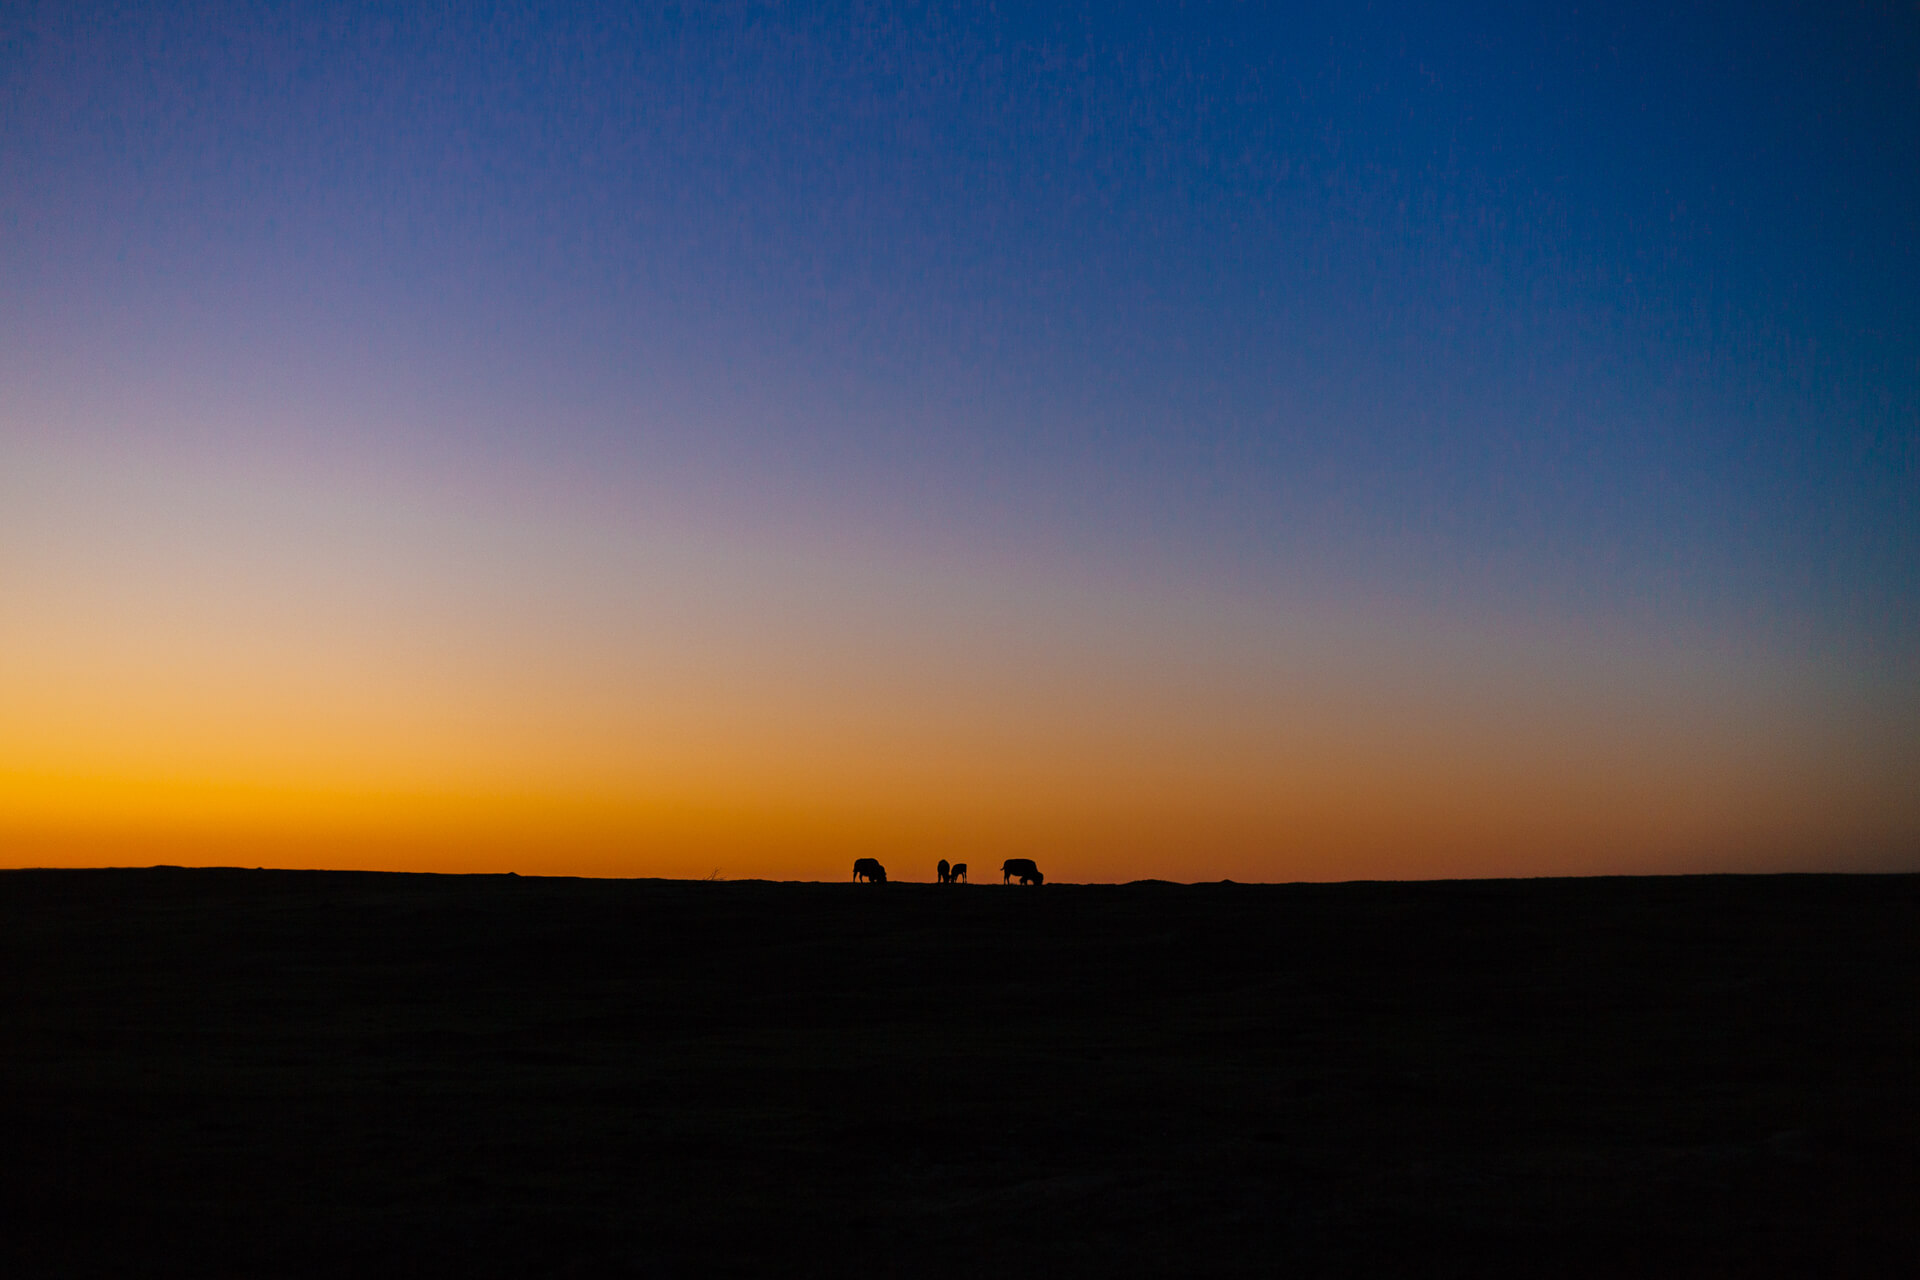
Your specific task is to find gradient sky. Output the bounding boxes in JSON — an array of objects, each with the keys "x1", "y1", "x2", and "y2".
[{"x1": 3, "y1": 1, "x2": 1916, "y2": 880}]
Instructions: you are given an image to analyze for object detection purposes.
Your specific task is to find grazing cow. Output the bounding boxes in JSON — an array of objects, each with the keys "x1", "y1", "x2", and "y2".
[
  {"x1": 852, "y1": 857, "x2": 887, "y2": 883},
  {"x1": 951, "y1": 862, "x2": 968, "y2": 883},
  {"x1": 1001, "y1": 858, "x2": 1043, "y2": 885},
  {"x1": 937, "y1": 858, "x2": 952, "y2": 884}
]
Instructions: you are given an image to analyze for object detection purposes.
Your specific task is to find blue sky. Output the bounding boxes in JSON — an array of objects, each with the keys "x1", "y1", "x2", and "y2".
[{"x1": 3, "y1": 2, "x2": 1915, "y2": 876}]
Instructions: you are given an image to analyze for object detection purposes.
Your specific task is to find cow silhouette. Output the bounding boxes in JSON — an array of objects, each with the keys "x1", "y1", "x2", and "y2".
[
  {"x1": 1001, "y1": 858, "x2": 1043, "y2": 885},
  {"x1": 852, "y1": 858, "x2": 887, "y2": 883},
  {"x1": 951, "y1": 862, "x2": 968, "y2": 883},
  {"x1": 937, "y1": 858, "x2": 952, "y2": 884}
]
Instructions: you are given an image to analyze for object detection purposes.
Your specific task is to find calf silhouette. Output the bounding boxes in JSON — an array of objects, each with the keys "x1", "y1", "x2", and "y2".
[
  {"x1": 852, "y1": 858, "x2": 887, "y2": 883},
  {"x1": 951, "y1": 862, "x2": 968, "y2": 883},
  {"x1": 937, "y1": 858, "x2": 952, "y2": 884},
  {"x1": 1001, "y1": 858, "x2": 1043, "y2": 885}
]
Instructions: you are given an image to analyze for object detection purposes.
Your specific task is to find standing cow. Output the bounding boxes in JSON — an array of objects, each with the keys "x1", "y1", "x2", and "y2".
[
  {"x1": 951, "y1": 862, "x2": 968, "y2": 883},
  {"x1": 1001, "y1": 858, "x2": 1043, "y2": 885},
  {"x1": 852, "y1": 858, "x2": 887, "y2": 883},
  {"x1": 937, "y1": 858, "x2": 952, "y2": 884}
]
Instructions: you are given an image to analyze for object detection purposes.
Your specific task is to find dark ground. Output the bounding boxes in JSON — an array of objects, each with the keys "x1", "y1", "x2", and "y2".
[{"x1": 2, "y1": 869, "x2": 1915, "y2": 1277}]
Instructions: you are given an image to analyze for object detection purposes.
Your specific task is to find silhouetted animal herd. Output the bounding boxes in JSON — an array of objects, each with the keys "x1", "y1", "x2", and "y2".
[{"x1": 855, "y1": 858, "x2": 1042, "y2": 885}]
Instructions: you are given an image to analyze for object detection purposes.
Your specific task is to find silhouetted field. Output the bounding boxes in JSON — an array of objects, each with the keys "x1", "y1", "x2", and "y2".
[{"x1": 3, "y1": 869, "x2": 1915, "y2": 1277}]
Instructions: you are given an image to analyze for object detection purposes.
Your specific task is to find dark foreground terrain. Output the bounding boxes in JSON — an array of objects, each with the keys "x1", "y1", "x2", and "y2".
[{"x1": 3, "y1": 869, "x2": 1916, "y2": 1277}]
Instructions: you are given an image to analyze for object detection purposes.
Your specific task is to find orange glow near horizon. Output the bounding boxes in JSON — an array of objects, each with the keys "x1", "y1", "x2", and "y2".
[{"x1": 4, "y1": 439, "x2": 1916, "y2": 882}]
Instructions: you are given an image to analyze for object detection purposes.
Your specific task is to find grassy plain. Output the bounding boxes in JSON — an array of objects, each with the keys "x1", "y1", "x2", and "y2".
[{"x1": 2, "y1": 868, "x2": 1915, "y2": 1276}]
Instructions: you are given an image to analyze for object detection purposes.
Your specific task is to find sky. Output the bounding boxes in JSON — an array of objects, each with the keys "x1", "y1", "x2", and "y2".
[{"x1": 3, "y1": 0, "x2": 1916, "y2": 881}]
